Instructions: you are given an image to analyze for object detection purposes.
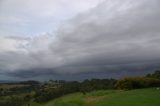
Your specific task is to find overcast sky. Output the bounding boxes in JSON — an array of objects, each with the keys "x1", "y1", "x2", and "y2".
[{"x1": 0, "y1": 0, "x2": 160, "y2": 81}]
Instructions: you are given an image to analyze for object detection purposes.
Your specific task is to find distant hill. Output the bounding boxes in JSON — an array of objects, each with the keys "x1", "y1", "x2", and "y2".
[{"x1": 0, "y1": 80, "x2": 16, "y2": 83}]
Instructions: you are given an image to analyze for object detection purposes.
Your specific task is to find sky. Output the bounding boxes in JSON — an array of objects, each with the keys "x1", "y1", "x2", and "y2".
[{"x1": 0, "y1": 0, "x2": 160, "y2": 81}]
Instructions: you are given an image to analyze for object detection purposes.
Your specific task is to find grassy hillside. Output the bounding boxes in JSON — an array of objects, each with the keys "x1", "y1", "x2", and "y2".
[{"x1": 42, "y1": 88, "x2": 160, "y2": 106}]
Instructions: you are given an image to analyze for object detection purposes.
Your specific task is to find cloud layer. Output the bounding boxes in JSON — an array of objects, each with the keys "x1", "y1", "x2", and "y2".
[
  {"x1": 0, "y1": 0, "x2": 102, "y2": 36},
  {"x1": 0, "y1": 0, "x2": 160, "y2": 80}
]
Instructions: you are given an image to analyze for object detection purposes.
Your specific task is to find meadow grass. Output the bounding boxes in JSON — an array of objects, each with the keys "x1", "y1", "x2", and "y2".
[{"x1": 42, "y1": 88, "x2": 160, "y2": 106}]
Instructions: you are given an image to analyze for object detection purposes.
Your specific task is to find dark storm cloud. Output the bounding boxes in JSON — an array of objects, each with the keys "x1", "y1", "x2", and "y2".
[
  {"x1": 4, "y1": 63, "x2": 160, "y2": 80},
  {"x1": 0, "y1": 0, "x2": 160, "y2": 79},
  {"x1": 49, "y1": 0, "x2": 160, "y2": 68}
]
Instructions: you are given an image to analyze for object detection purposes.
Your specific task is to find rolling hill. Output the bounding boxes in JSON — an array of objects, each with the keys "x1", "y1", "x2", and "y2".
[{"x1": 40, "y1": 88, "x2": 160, "y2": 106}]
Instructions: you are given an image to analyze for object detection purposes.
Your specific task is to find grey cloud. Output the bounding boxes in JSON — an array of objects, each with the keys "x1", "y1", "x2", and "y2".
[
  {"x1": 0, "y1": 0, "x2": 160, "y2": 79},
  {"x1": 3, "y1": 63, "x2": 159, "y2": 80},
  {"x1": 49, "y1": 0, "x2": 160, "y2": 67}
]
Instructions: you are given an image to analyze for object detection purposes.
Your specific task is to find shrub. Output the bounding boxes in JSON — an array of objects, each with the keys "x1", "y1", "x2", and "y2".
[{"x1": 115, "y1": 77, "x2": 160, "y2": 90}]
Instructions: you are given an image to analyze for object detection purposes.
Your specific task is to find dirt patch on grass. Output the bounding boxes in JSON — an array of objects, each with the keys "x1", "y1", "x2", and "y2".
[{"x1": 84, "y1": 96, "x2": 105, "y2": 104}]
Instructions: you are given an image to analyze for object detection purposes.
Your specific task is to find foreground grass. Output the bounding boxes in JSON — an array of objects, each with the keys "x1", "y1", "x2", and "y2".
[{"x1": 42, "y1": 88, "x2": 160, "y2": 106}]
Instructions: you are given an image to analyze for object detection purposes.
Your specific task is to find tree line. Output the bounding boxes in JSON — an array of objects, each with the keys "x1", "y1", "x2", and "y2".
[
  {"x1": 0, "y1": 70, "x2": 160, "y2": 105},
  {"x1": 34, "y1": 70, "x2": 160, "y2": 103}
]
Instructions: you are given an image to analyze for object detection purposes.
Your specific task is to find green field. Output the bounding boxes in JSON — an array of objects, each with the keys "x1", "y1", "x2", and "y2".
[{"x1": 41, "y1": 88, "x2": 160, "y2": 106}]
